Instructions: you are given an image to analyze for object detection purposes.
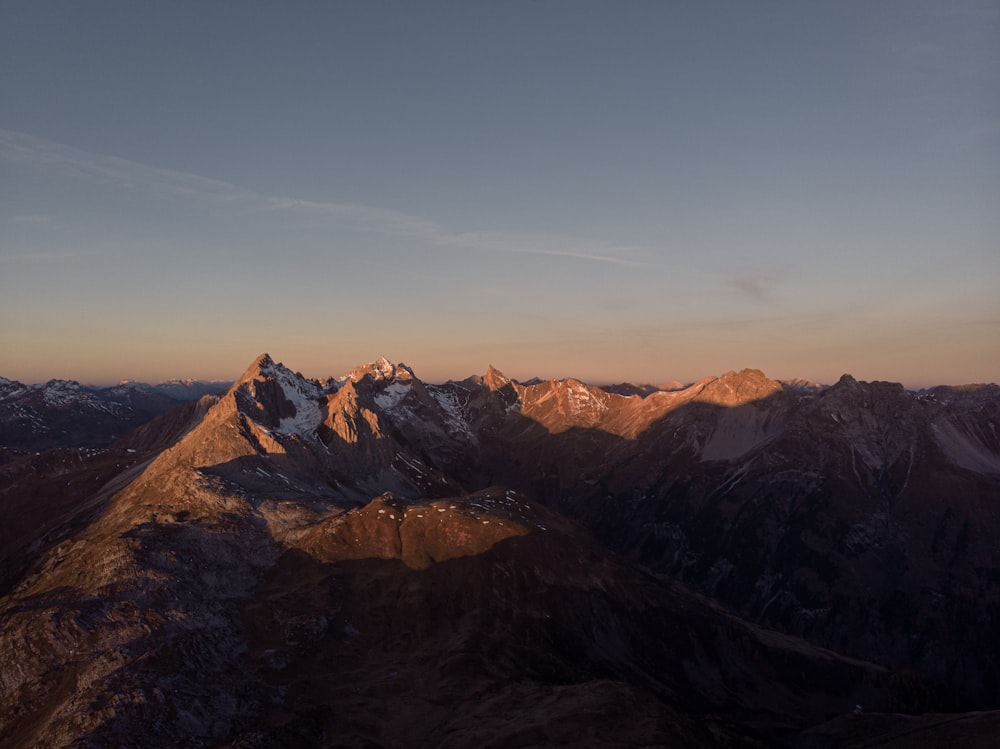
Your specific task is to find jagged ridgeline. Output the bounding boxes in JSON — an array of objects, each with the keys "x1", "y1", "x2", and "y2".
[{"x1": 1, "y1": 354, "x2": 998, "y2": 748}]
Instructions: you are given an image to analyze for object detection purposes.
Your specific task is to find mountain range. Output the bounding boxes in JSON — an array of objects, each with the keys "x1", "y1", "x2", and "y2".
[
  {"x1": 1, "y1": 354, "x2": 998, "y2": 747},
  {"x1": 0, "y1": 377, "x2": 229, "y2": 456}
]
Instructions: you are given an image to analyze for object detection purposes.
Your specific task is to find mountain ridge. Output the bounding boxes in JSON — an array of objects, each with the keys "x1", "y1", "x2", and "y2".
[
  {"x1": 7, "y1": 353, "x2": 997, "y2": 395},
  {"x1": 1, "y1": 351, "x2": 998, "y2": 747}
]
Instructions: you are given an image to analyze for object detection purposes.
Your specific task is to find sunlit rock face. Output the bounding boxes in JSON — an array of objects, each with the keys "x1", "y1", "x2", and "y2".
[{"x1": 1, "y1": 354, "x2": 997, "y2": 747}]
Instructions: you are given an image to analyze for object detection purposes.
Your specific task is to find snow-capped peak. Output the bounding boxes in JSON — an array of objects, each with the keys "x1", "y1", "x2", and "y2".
[
  {"x1": 233, "y1": 354, "x2": 323, "y2": 438},
  {"x1": 34, "y1": 378, "x2": 81, "y2": 390},
  {"x1": 373, "y1": 356, "x2": 395, "y2": 379},
  {"x1": 346, "y1": 357, "x2": 415, "y2": 383}
]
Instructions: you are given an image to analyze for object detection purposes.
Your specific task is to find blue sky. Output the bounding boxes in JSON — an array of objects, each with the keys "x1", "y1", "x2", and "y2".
[{"x1": 1, "y1": 1, "x2": 997, "y2": 386}]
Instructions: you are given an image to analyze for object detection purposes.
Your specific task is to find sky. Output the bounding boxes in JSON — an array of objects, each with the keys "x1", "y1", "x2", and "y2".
[{"x1": 1, "y1": 1, "x2": 998, "y2": 387}]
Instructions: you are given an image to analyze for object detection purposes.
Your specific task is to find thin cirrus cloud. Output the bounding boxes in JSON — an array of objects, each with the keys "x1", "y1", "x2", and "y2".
[
  {"x1": 4, "y1": 213, "x2": 53, "y2": 226},
  {"x1": 0, "y1": 249, "x2": 106, "y2": 265},
  {"x1": 0, "y1": 128, "x2": 649, "y2": 268},
  {"x1": 725, "y1": 273, "x2": 774, "y2": 303}
]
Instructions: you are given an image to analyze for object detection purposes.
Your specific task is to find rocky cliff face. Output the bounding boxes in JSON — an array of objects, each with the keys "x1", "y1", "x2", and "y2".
[{"x1": 1, "y1": 354, "x2": 997, "y2": 747}]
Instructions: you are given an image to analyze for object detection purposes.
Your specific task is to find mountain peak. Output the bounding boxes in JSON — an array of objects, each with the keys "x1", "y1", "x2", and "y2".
[
  {"x1": 697, "y1": 368, "x2": 782, "y2": 405},
  {"x1": 484, "y1": 365, "x2": 512, "y2": 391},
  {"x1": 234, "y1": 353, "x2": 277, "y2": 384},
  {"x1": 347, "y1": 357, "x2": 415, "y2": 383},
  {"x1": 226, "y1": 353, "x2": 326, "y2": 440},
  {"x1": 36, "y1": 378, "x2": 82, "y2": 390},
  {"x1": 372, "y1": 356, "x2": 394, "y2": 376}
]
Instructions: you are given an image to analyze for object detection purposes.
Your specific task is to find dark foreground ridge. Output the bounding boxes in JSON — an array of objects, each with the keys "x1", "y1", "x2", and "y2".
[{"x1": 1, "y1": 354, "x2": 998, "y2": 747}]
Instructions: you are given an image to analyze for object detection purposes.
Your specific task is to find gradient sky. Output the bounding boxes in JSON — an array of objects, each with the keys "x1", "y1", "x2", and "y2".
[{"x1": 1, "y1": 1, "x2": 998, "y2": 387}]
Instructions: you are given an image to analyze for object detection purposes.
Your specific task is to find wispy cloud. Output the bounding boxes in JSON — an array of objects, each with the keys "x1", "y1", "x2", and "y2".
[
  {"x1": 725, "y1": 273, "x2": 773, "y2": 302},
  {"x1": 0, "y1": 129, "x2": 648, "y2": 268},
  {"x1": 0, "y1": 249, "x2": 104, "y2": 264},
  {"x1": 434, "y1": 230, "x2": 649, "y2": 267},
  {"x1": 4, "y1": 213, "x2": 53, "y2": 226}
]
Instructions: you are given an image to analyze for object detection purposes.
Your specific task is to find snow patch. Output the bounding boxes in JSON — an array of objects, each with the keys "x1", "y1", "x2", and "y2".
[
  {"x1": 429, "y1": 387, "x2": 476, "y2": 441},
  {"x1": 257, "y1": 361, "x2": 324, "y2": 438},
  {"x1": 374, "y1": 381, "x2": 412, "y2": 412}
]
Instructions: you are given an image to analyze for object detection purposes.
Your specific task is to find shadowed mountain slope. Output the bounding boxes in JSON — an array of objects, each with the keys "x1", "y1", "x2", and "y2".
[
  {"x1": 0, "y1": 376, "x2": 228, "y2": 458},
  {"x1": 1, "y1": 354, "x2": 997, "y2": 747}
]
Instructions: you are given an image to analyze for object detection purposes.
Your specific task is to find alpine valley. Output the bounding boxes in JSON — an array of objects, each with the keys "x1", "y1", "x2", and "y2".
[{"x1": 1, "y1": 354, "x2": 998, "y2": 748}]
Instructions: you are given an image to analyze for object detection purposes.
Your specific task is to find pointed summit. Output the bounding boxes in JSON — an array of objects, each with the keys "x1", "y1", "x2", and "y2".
[
  {"x1": 483, "y1": 365, "x2": 512, "y2": 391},
  {"x1": 235, "y1": 353, "x2": 277, "y2": 385},
  {"x1": 226, "y1": 353, "x2": 323, "y2": 435},
  {"x1": 371, "y1": 356, "x2": 395, "y2": 379},
  {"x1": 835, "y1": 373, "x2": 859, "y2": 388},
  {"x1": 347, "y1": 357, "x2": 415, "y2": 383}
]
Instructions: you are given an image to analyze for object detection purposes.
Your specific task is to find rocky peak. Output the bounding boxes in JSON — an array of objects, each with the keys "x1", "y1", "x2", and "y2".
[
  {"x1": 927, "y1": 382, "x2": 1000, "y2": 408},
  {"x1": 825, "y1": 374, "x2": 911, "y2": 410},
  {"x1": 0, "y1": 377, "x2": 27, "y2": 399},
  {"x1": 36, "y1": 378, "x2": 82, "y2": 391},
  {"x1": 229, "y1": 354, "x2": 323, "y2": 434},
  {"x1": 834, "y1": 373, "x2": 860, "y2": 389},
  {"x1": 347, "y1": 357, "x2": 415, "y2": 383},
  {"x1": 483, "y1": 365, "x2": 512, "y2": 391},
  {"x1": 782, "y1": 377, "x2": 823, "y2": 393},
  {"x1": 30, "y1": 379, "x2": 88, "y2": 407},
  {"x1": 697, "y1": 368, "x2": 782, "y2": 406},
  {"x1": 234, "y1": 353, "x2": 278, "y2": 386}
]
